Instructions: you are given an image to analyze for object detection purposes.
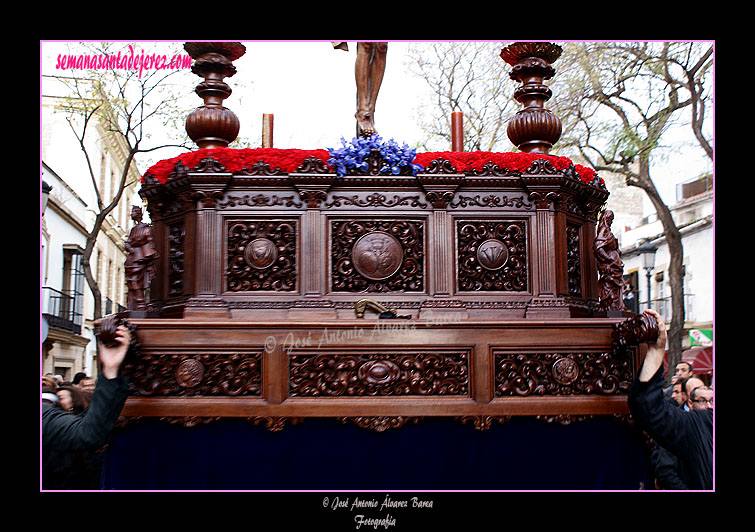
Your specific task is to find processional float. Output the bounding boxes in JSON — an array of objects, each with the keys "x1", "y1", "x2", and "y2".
[{"x1": 96, "y1": 42, "x2": 659, "y2": 489}]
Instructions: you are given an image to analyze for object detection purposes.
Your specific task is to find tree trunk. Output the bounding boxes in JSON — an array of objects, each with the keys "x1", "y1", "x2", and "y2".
[{"x1": 636, "y1": 159, "x2": 685, "y2": 385}]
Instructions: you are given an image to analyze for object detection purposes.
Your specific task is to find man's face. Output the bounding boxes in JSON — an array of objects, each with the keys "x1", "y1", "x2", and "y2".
[
  {"x1": 79, "y1": 378, "x2": 95, "y2": 393},
  {"x1": 675, "y1": 363, "x2": 692, "y2": 380},
  {"x1": 692, "y1": 388, "x2": 714, "y2": 411},
  {"x1": 671, "y1": 383, "x2": 685, "y2": 406}
]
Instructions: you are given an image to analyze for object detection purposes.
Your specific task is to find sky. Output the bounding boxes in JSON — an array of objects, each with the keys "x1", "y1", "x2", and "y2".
[{"x1": 40, "y1": 40, "x2": 713, "y2": 210}]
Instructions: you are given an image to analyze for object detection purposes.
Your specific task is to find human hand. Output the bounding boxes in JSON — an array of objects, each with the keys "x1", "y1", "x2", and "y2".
[
  {"x1": 98, "y1": 325, "x2": 131, "y2": 380},
  {"x1": 639, "y1": 309, "x2": 667, "y2": 382}
]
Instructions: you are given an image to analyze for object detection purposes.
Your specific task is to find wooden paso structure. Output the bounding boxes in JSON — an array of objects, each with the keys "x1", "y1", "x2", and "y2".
[{"x1": 98, "y1": 42, "x2": 659, "y2": 490}]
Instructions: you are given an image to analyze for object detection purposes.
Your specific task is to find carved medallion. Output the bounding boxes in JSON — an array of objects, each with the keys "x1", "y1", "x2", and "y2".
[
  {"x1": 457, "y1": 220, "x2": 527, "y2": 292},
  {"x1": 552, "y1": 357, "x2": 579, "y2": 385},
  {"x1": 244, "y1": 237, "x2": 277, "y2": 269},
  {"x1": 358, "y1": 360, "x2": 400, "y2": 386},
  {"x1": 351, "y1": 231, "x2": 403, "y2": 281},
  {"x1": 227, "y1": 220, "x2": 297, "y2": 291},
  {"x1": 476, "y1": 239, "x2": 509, "y2": 270},
  {"x1": 176, "y1": 358, "x2": 205, "y2": 388}
]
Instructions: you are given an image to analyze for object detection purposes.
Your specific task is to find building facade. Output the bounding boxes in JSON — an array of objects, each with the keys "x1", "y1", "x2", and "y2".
[
  {"x1": 619, "y1": 175, "x2": 714, "y2": 355},
  {"x1": 41, "y1": 86, "x2": 141, "y2": 381}
]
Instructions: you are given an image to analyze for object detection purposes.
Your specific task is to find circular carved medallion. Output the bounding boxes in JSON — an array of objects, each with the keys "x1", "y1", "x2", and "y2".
[
  {"x1": 176, "y1": 358, "x2": 205, "y2": 388},
  {"x1": 552, "y1": 357, "x2": 579, "y2": 385},
  {"x1": 352, "y1": 231, "x2": 403, "y2": 280},
  {"x1": 244, "y1": 238, "x2": 278, "y2": 269},
  {"x1": 358, "y1": 360, "x2": 400, "y2": 386},
  {"x1": 476, "y1": 239, "x2": 509, "y2": 270}
]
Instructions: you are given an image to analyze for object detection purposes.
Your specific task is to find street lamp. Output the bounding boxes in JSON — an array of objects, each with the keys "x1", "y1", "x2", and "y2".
[{"x1": 637, "y1": 241, "x2": 657, "y2": 311}]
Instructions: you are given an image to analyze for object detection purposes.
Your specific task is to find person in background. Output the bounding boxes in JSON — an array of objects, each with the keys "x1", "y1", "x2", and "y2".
[
  {"x1": 669, "y1": 380, "x2": 686, "y2": 408},
  {"x1": 675, "y1": 361, "x2": 694, "y2": 381},
  {"x1": 42, "y1": 324, "x2": 131, "y2": 490},
  {"x1": 628, "y1": 310, "x2": 713, "y2": 490},
  {"x1": 78, "y1": 376, "x2": 96, "y2": 394},
  {"x1": 684, "y1": 377, "x2": 705, "y2": 411},
  {"x1": 56, "y1": 385, "x2": 90, "y2": 414},
  {"x1": 690, "y1": 386, "x2": 714, "y2": 411}
]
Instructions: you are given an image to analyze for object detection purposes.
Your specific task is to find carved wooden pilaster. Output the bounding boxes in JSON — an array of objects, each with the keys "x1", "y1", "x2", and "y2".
[
  {"x1": 303, "y1": 209, "x2": 324, "y2": 296},
  {"x1": 431, "y1": 210, "x2": 452, "y2": 296}
]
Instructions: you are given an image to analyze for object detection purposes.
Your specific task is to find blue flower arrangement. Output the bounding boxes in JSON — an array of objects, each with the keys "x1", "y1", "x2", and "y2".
[{"x1": 327, "y1": 135, "x2": 424, "y2": 177}]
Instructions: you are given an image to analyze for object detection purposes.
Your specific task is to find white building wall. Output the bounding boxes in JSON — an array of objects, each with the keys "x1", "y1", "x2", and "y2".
[{"x1": 41, "y1": 82, "x2": 140, "y2": 380}]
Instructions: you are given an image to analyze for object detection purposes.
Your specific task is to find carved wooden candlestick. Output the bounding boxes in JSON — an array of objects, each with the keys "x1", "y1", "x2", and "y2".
[
  {"x1": 500, "y1": 42, "x2": 563, "y2": 154},
  {"x1": 184, "y1": 42, "x2": 246, "y2": 149}
]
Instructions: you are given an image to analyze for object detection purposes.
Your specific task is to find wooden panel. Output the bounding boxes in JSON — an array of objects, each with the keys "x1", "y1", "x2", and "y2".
[{"x1": 119, "y1": 318, "x2": 637, "y2": 423}]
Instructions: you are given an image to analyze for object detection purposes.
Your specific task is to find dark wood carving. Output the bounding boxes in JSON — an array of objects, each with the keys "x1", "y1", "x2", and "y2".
[
  {"x1": 493, "y1": 351, "x2": 633, "y2": 396},
  {"x1": 612, "y1": 312, "x2": 660, "y2": 353},
  {"x1": 122, "y1": 351, "x2": 263, "y2": 397},
  {"x1": 184, "y1": 42, "x2": 246, "y2": 149},
  {"x1": 226, "y1": 220, "x2": 297, "y2": 292},
  {"x1": 500, "y1": 42, "x2": 563, "y2": 154},
  {"x1": 456, "y1": 416, "x2": 512, "y2": 430},
  {"x1": 167, "y1": 223, "x2": 185, "y2": 297},
  {"x1": 331, "y1": 219, "x2": 424, "y2": 292},
  {"x1": 338, "y1": 416, "x2": 421, "y2": 432},
  {"x1": 457, "y1": 220, "x2": 527, "y2": 291},
  {"x1": 114, "y1": 41, "x2": 647, "y2": 434},
  {"x1": 125, "y1": 206, "x2": 159, "y2": 311},
  {"x1": 594, "y1": 210, "x2": 626, "y2": 311},
  {"x1": 288, "y1": 351, "x2": 470, "y2": 397},
  {"x1": 566, "y1": 223, "x2": 582, "y2": 297}
]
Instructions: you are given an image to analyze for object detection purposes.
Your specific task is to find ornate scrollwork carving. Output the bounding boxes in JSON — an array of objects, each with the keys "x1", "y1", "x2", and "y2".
[
  {"x1": 121, "y1": 351, "x2": 263, "y2": 397},
  {"x1": 226, "y1": 220, "x2": 297, "y2": 292},
  {"x1": 167, "y1": 223, "x2": 185, "y2": 297},
  {"x1": 326, "y1": 193, "x2": 427, "y2": 209},
  {"x1": 449, "y1": 194, "x2": 533, "y2": 209},
  {"x1": 456, "y1": 415, "x2": 512, "y2": 431},
  {"x1": 457, "y1": 220, "x2": 527, "y2": 292},
  {"x1": 566, "y1": 223, "x2": 582, "y2": 297},
  {"x1": 338, "y1": 416, "x2": 422, "y2": 432},
  {"x1": 289, "y1": 352, "x2": 470, "y2": 397},
  {"x1": 296, "y1": 156, "x2": 335, "y2": 174},
  {"x1": 493, "y1": 352, "x2": 632, "y2": 396},
  {"x1": 421, "y1": 158, "x2": 459, "y2": 174},
  {"x1": 219, "y1": 194, "x2": 302, "y2": 209},
  {"x1": 331, "y1": 219, "x2": 424, "y2": 293},
  {"x1": 249, "y1": 416, "x2": 303, "y2": 432}
]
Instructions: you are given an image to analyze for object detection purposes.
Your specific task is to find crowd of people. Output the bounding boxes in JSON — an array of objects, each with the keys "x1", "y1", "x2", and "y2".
[
  {"x1": 41, "y1": 325, "x2": 131, "y2": 490},
  {"x1": 628, "y1": 310, "x2": 714, "y2": 490}
]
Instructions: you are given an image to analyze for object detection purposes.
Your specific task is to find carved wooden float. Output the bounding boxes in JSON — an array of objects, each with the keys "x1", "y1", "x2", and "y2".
[{"x1": 96, "y1": 41, "x2": 662, "y2": 489}]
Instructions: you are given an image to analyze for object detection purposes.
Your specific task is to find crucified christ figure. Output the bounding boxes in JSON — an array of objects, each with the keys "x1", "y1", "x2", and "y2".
[{"x1": 334, "y1": 41, "x2": 388, "y2": 137}]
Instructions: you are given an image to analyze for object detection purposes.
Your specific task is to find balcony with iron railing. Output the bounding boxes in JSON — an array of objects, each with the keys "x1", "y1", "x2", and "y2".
[{"x1": 42, "y1": 286, "x2": 83, "y2": 335}]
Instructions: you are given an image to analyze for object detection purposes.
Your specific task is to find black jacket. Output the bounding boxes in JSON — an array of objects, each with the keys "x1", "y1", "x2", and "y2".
[
  {"x1": 628, "y1": 368, "x2": 712, "y2": 490},
  {"x1": 42, "y1": 375, "x2": 129, "y2": 489}
]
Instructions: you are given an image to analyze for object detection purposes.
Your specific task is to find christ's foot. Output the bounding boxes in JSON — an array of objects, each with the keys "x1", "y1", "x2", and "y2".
[{"x1": 356, "y1": 110, "x2": 376, "y2": 137}]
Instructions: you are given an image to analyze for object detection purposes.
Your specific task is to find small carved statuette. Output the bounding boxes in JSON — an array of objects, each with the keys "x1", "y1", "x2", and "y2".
[
  {"x1": 125, "y1": 205, "x2": 158, "y2": 311},
  {"x1": 594, "y1": 210, "x2": 626, "y2": 311}
]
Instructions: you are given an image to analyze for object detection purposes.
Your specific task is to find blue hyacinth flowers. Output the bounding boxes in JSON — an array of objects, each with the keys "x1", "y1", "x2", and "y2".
[{"x1": 327, "y1": 135, "x2": 424, "y2": 177}]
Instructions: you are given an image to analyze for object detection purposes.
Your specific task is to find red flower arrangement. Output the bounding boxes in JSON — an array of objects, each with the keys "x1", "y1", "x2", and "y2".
[
  {"x1": 143, "y1": 147, "x2": 602, "y2": 186},
  {"x1": 413, "y1": 151, "x2": 601, "y2": 185},
  {"x1": 142, "y1": 148, "x2": 332, "y2": 183}
]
